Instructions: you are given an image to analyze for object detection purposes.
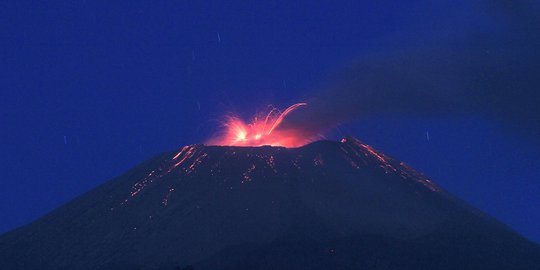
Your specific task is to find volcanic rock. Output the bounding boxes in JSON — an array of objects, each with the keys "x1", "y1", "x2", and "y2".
[{"x1": 1, "y1": 137, "x2": 539, "y2": 269}]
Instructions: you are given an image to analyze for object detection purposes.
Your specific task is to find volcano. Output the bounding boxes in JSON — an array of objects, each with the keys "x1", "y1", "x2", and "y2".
[{"x1": 1, "y1": 137, "x2": 539, "y2": 270}]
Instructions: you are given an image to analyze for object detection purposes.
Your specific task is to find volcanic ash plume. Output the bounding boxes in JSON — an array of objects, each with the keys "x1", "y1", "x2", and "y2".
[{"x1": 280, "y1": 0, "x2": 540, "y2": 139}]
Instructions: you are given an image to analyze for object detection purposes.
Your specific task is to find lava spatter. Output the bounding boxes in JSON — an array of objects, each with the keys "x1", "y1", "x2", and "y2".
[{"x1": 207, "y1": 103, "x2": 311, "y2": 147}]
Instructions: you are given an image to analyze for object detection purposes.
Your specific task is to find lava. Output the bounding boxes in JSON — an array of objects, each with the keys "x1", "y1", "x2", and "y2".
[{"x1": 207, "y1": 103, "x2": 311, "y2": 147}]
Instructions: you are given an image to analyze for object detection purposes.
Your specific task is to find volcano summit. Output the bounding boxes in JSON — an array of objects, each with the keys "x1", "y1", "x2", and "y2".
[{"x1": 0, "y1": 137, "x2": 539, "y2": 269}]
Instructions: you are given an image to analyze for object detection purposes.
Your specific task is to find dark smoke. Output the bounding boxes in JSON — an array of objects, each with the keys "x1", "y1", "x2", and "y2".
[{"x1": 280, "y1": 0, "x2": 540, "y2": 139}]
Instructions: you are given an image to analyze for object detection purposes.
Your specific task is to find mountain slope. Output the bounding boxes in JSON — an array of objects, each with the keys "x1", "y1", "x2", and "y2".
[{"x1": 1, "y1": 137, "x2": 539, "y2": 269}]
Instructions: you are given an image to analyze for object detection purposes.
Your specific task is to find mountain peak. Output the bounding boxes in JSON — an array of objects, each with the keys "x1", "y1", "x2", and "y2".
[{"x1": 1, "y1": 137, "x2": 538, "y2": 270}]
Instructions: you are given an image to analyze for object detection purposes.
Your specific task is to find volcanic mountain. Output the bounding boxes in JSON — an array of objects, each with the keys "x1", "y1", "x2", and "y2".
[{"x1": 1, "y1": 137, "x2": 539, "y2": 270}]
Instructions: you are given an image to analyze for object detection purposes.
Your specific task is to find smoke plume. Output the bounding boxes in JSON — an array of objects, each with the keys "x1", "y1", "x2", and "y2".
[{"x1": 279, "y1": 0, "x2": 540, "y2": 140}]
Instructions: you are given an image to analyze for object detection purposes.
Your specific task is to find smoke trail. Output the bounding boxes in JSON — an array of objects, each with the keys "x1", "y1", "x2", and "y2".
[{"x1": 279, "y1": 0, "x2": 540, "y2": 139}]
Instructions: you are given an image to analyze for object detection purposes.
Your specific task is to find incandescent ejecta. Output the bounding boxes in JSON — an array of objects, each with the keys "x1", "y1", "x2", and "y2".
[{"x1": 207, "y1": 102, "x2": 313, "y2": 147}]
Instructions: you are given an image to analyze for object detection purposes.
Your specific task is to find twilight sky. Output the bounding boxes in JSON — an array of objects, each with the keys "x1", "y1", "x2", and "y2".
[{"x1": 1, "y1": 1, "x2": 539, "y2": 243}]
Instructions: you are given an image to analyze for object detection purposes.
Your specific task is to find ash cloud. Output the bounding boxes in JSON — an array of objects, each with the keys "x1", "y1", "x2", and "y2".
[{"x1": 280, "y1": 0, "x2": 540, "y2": 139}]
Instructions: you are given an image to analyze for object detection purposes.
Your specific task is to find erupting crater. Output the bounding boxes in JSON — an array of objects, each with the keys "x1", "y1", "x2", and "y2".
[{"x1": 207, "y1": 102, "x2": 312, "y2": 147}]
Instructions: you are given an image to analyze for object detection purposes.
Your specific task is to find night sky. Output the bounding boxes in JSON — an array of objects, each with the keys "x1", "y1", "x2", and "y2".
[{"x1": 1, "y1": 1, "x2": 539, "y2": 244}]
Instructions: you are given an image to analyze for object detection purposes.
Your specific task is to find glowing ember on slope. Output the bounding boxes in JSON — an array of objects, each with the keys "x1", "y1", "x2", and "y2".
[{"x1": 207, "y1": 103, "x2": 311, "y2": 147}]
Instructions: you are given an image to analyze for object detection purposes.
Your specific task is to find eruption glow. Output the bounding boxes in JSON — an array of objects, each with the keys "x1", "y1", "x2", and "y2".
[{"x1": 207, "y1": 103, "x2": 311, "y2": 147}]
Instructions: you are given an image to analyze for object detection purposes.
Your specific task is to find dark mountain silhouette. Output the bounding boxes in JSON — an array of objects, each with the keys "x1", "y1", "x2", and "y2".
[{"x1": 1, "y1": 137, "x2": 539, "y2": 270}]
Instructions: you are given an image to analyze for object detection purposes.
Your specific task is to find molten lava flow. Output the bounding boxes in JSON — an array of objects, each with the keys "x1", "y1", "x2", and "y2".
[{"x1": 207, "y1": 103, "x2": 310, "y2": 147}]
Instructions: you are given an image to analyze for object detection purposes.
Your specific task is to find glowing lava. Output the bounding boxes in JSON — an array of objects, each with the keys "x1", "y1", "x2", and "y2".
[{"x1": 207, "y1": 103, "x2": 310, "y2": 147}]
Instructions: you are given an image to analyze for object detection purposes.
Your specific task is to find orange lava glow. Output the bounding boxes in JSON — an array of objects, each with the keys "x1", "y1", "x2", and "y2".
[{"x1": 207, "y1": 103, "x2": 310, "y2": 147}]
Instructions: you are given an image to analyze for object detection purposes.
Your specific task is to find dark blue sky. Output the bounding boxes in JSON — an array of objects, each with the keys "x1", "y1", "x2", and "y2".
[{"x1": 1, "y1": 1, "x2": 539, "y2": 243}]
